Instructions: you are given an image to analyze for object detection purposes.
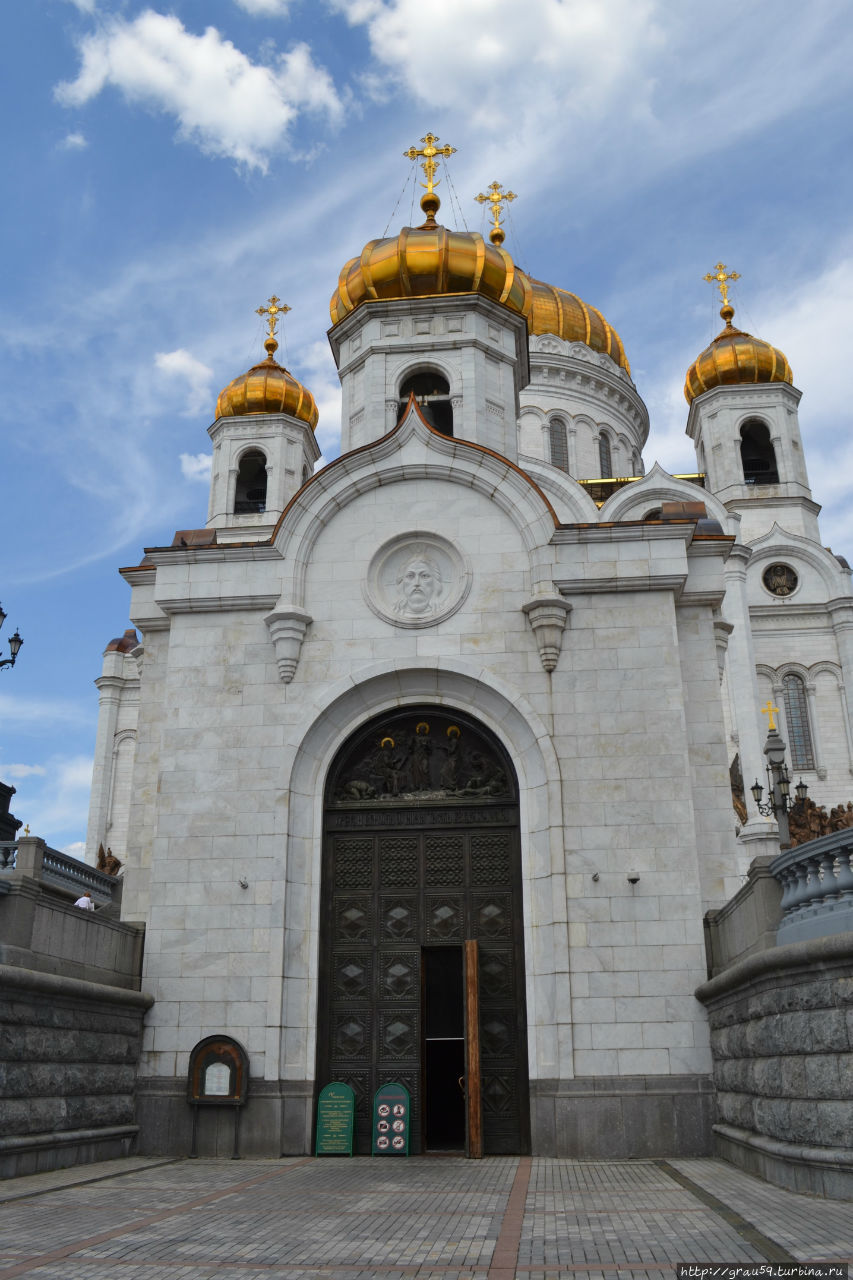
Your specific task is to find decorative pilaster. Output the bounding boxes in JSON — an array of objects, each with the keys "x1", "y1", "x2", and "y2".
[
  {"x1": 522, "y1": 595, "x2": 571, "y2": 672},
  {"x1": 265, "y1": 606, "x2": 312, "y2": 684}
]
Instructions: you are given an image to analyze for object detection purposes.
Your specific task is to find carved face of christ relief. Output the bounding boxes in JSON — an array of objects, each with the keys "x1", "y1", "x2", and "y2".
[{"x1": 395, "y1": 556, "x2": 443, "y2": 617}]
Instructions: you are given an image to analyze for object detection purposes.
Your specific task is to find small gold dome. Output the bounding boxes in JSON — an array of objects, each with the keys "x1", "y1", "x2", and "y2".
[
  {"x1": 684, "y1": 304, "x2": 793, "y2": 404},
  {"x1": 215, "y1": 340, "x2": 319, "y2": 429},
  {"x1": 330, "y1": 217, "x2": 532, "y2": 325},
  {"x1": 523, "y1": 276, "x2": 630, "y2": 373}
]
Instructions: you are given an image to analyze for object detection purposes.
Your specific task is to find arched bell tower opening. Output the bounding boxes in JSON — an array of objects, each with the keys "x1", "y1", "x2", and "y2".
[
  {"x1": 233, "y1": 448, "x2": 268, "y2": 514},
  {"x1": 740, "y1": 418, "x2": 779, "y2": 485},
  {"x1": 399, "y1": 370, "x2": 454, "y2": 436},
  {"x1": 316, "y1": 705, "x2": 530, "y2": 1155}
]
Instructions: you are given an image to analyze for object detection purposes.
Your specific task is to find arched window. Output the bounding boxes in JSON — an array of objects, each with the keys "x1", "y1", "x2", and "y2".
[
  {"x1": 399, "y1": 371, "x2": 453, "y2": 436},
  {"x1": 782, "y1": 674, "x2": 815, "y2": 770},
  {"x1": 643, "y1": 507, "x2": 662, "y2": 521},
  {"x1": 234, "y1": 450, "x2": 267, "y2": 514},
  {"x1": 598, "y1": 431, "x2": 612, "y2": 478},
  {"x1": 548, "y1": 417, "x2": 569, "y2": 472},
  {"x1": 740, "y1": 419, "x2": 779, "y2": 484}
]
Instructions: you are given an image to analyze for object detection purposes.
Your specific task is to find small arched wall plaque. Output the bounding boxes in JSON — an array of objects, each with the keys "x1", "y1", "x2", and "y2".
[
  {"x1": 364, "y1": 531, "x2": 471, "y2": 629},
  {"x1": 187, "y1": 1035, "x2": 249, "y2": 1159}
]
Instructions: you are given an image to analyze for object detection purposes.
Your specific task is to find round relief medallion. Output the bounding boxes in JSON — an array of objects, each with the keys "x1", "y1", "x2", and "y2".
[
  {"x1": 364, "y1": 532, "x2": 471, "y2": 629},
  {"x1": 762, "y1": 563, "x2": 798, "y2": 597}
]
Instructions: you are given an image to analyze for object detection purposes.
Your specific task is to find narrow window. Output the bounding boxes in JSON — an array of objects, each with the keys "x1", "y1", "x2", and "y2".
[
  {"x1": 399, "y1": 371, "x2": 453, "y2": 436},
  {"x1": 598, "y1": 431, "x2": 612, "y2": 478},
  {"x1": 782, "y1": 674, "x2": 815, "y2": 770},
  {"x1": 234, "y1": 450, "x2": 267, "y2": 514},
  {"x1": 548, "y1": 417, "x2": 569, "y2": 472},
  {"x1": 740, "y1": 419, "x2": 779, "y2": 484}
]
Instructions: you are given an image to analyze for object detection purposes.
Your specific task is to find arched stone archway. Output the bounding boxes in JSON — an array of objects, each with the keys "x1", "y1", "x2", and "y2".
[{"x1": 315, "y1": 704, "x2": 530, "y2": 1154}]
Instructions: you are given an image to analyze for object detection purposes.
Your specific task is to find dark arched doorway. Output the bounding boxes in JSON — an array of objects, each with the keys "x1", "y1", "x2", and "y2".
[{"x1": 316, "y1": 706, "x2": 530, "y2": 1155}]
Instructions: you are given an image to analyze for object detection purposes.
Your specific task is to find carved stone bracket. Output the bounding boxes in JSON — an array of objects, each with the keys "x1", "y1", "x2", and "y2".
[
  {"x1": 265, "y1": 606, "x2": 312, "y2": 684},
  {"x1": 522, "y1": 595, "x2": 572, "y2": 672}
]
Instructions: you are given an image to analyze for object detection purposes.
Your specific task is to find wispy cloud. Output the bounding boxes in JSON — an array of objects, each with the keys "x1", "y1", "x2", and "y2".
[
  {"x1": 55, "y1": 10, "x2": 343, "y2": 170},
  {"x1": 0, "y1": 764, "x2": 47, "y2": 779},
  {"x1": 0, "y1": 694, "x2": 95, "y2": 729},
  {"x1": 180, "y1": 451, "x2": 213, "y2": 483},
  {"x1": 60, "y1": 131, "x2": 88, "y2": 150},
  {"x1": 235, "y1": 0, "x2": 293, "y2": 13},
  {"x1": 155, "y1": 348, "x2": 215, "y2": 416}
]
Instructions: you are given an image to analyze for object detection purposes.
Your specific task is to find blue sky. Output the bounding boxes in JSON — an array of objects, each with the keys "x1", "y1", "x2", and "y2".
[{"x1": 3, "y1": 0, "x2": 853, "y2": 854}]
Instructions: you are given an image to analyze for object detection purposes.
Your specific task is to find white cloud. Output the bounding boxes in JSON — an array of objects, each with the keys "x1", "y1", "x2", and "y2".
[
  {"x1": 26, "y1": 755, "x2": 94, "y2": 845},
  {"x1": 0, "y1": 694, "x2": 94, "y2": 728},
  {"x1": 180, "y1": 451, "x2": 213, "y2": 483},
  {"x1": 329, "y1": 0, "x2": 662, "y2": 132},
  {"x1": 61, "y1": 131, "x2": 89, "y2": 150},
  {"x1": 55, "y1": 10, "x2": 343, "y2": 170},
  {"x1": 0, "y1": 764, "x2": 47, "y2": 779},
  {"x1": 155, "y1": 347, "x2": 215, "y2": 416},
  {"x1": 62, "y1": 840, "x2": 88, "y2": 860},
  {"x1": 64, "y1": 0, "x2": 96, "y2": 12},
  {"x1": 236, "y1": 0, "x2": 292, "y2": 13}
]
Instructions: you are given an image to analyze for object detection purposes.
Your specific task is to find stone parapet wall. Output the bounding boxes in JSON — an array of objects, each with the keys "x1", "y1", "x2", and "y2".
[
  {"x1": 0, "y1": 878, "x2": 144, "y2": 989},
  {"x1": 696, "y1": 931, "x2": 853, "y2": 1199},
  {"x1": 0, "y1": 964, "x2": 153, "y2": 1179}
]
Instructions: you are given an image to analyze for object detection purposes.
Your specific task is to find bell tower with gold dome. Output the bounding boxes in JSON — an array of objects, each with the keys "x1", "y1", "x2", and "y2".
[
  {"x1": 685, "y1": 265, "x2": 818, "y2": 544},
  {"x1": 206, "y1": 296, "x2": 321, "y2": 535},
  {"x1": 328, "y1": 136, "x2": 531, "y2": 460}
]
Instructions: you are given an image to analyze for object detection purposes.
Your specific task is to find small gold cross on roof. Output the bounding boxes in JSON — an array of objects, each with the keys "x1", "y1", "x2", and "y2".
[
  {"x1": 255, "y1": 295, "x2": 290, "y2": 359},
  {"x1": 703, "y1": 261, "x2": 741, "y2": 307},
  {"x1": 23, "y1": 824, "x2": 30, "y2": 836},
  {"x1": 475, "y1": 181, "x2": 517, "y2": 246},
  {"x1": 761, "y1": 699, "x2": 779, "y2": 732}
]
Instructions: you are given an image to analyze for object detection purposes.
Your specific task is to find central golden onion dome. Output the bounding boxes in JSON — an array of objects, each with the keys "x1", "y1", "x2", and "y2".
[
  {"x1": 330, "y1": 195, "x2": 630, "y2": 372},
  {"x1": 330, "y1": 218, "x2": 532, "y2": 326},
  {"x1": 215, "y1": 301, "x2": 318, "y2": 429},
  {"x1": 685, "y1": 301, "x2": 793, "y2": 405}
]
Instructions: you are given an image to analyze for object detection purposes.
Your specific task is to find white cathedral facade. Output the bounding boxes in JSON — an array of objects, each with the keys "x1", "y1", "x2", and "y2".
[{"x1": 84, "y1": 181, "x2": 853, "y2": 1158}]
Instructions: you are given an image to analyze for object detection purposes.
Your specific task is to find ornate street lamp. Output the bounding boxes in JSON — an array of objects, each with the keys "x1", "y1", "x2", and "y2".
[
  {"x1": 750, "y1": 700, "x2": 808, "y2": 849},
  {"x1": 0, "y1": 603, "x2": 23, "y2": 671}
]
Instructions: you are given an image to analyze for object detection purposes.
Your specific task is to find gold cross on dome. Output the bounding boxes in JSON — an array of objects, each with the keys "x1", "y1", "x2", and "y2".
[
  {"x1": 761, "y1": 699, "x2": 780, "y2": 732},
  {"x1": 403, "y1": 133, "x2": 456, "y2": 197},
  {"x1": 703, "y1": 261, "x2": 741, "y2": 307},
  {"x1": 23, "y1": 825, "x2": 30, "y2": 836},
  {"x1": 256, "y1": 295, "x2": 290, "y2": 343},
  {"x1": 475, "y1": 181, "x2": 517, "y2": 246}
]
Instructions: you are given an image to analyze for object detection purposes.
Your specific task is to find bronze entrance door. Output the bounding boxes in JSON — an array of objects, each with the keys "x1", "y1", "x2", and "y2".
[{"x1": 316, "y1": 707, "x2": 530, "y2": 1155}]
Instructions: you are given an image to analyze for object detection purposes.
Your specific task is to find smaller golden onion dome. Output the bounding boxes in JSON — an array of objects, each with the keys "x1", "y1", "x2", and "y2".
[
  {"x1": 684, "y1": 303, "x2": 793, "y2": 404},
  {"x1": 330, "y1": 213, "x2": 532, "y2": 326},
  {"x1": 215, "y1": 317, "x2": 319, "y2": 429},
  {"x1": 523, "y1": 276, "x2": 631, "y2": 374}
]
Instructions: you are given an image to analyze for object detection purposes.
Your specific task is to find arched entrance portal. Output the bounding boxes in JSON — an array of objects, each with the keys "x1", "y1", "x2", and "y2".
[{"x1": 316, "y1": 706, "x2": 530, "y2": 1155}]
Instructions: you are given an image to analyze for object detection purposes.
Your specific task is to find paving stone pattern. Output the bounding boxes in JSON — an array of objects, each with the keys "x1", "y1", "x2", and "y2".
[{"x1": 0, "y1": 1155, "x2": 850, "y2": 1280}]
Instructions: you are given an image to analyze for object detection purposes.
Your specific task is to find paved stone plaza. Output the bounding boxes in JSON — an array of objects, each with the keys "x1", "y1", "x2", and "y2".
[{"x1": 0, "y1": 1156, "x2": 851, "y2": 1279}]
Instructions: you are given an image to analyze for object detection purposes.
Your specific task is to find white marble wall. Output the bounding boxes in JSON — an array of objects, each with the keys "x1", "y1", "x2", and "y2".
[{"x1": 119, "y1": 408, "x2": 737, "y2": 1092}]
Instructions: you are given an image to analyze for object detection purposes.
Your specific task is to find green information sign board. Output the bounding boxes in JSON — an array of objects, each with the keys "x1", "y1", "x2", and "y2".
[
  {"x1": 316, "y1": 1082, "x2": 355, "y2": 1156},
  {"x1": 372, "y1": 1082, "x2": 411, "y2": 1156}
]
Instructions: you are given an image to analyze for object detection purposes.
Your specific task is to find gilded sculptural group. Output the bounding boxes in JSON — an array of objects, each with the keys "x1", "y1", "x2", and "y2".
[
  {"x1": 96, "y1": 843, "x2": 122, "y2": 876},
  {"x1": 787, "y1": 798, "x2": 853, "y2": 847},
  {"x1": 335, "y1": 722, "x2": 510, "y2": 803}
]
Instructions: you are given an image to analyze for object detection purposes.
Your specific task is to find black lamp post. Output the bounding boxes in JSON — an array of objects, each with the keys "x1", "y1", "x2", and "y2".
[{"x1": 0, "y1": 603, "x2": 23, "y2": 671}]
